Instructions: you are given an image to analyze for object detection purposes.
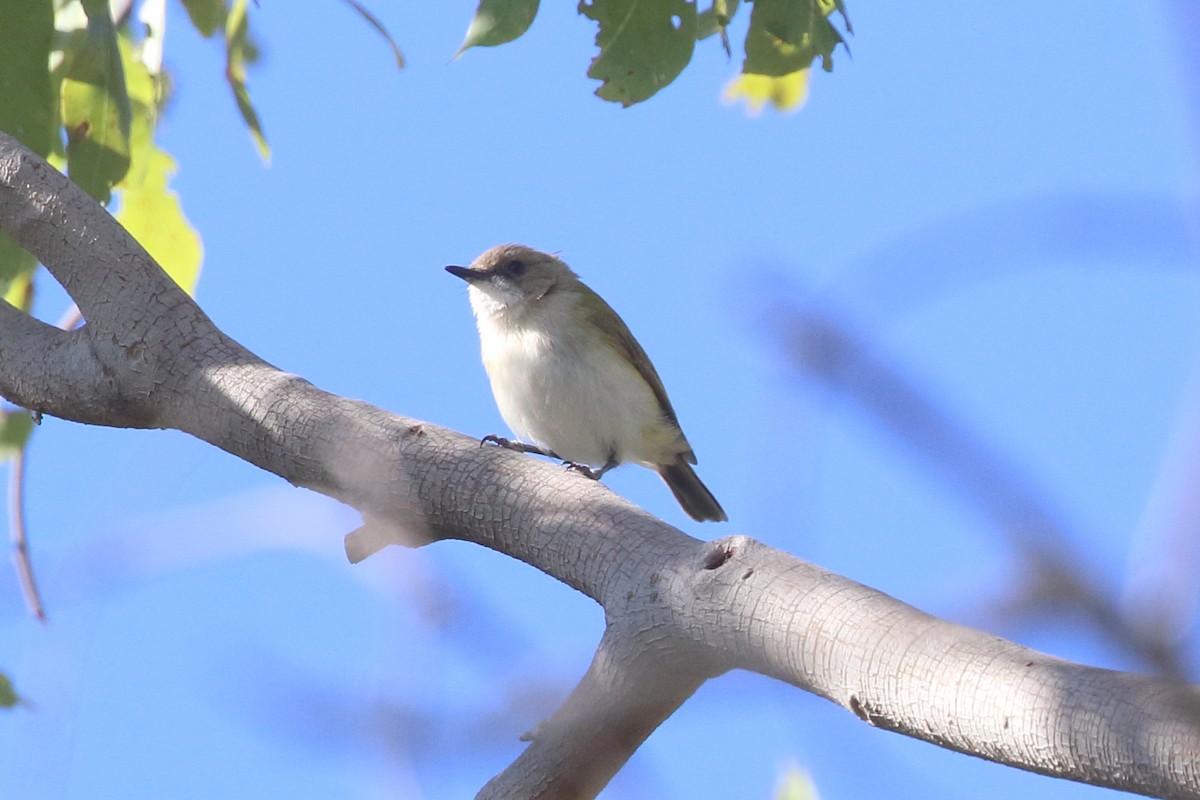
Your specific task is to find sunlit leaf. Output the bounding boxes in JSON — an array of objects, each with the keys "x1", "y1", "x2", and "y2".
[
  {"x1": 1, "y1": 266, "x2": 34, "y2": 313},
  {"x1": 115, "y1": 35, "x2": 203, "y2": 294},
  {"x1": 181, "y1": 0, "x2": 226, "y2": 38},
  {"x1": 0, "y1": 0, "x2": 57, "y2": 159},
  {"x1": 0, "y1": 410, "x2": 35, "y2": 463},
  {"x1": 342, "y1": 0, "x2": 404, "y2": 68},
  {"x1": 457, "y1": 0, "x2": 539, "y2": 55},
  {"x1": 0, "y1": 231, "x2": 36, "y2": 303},
  {"x1": 723, "y1": 68, "x2": 809, "y2": 115},
  {"x1": 60, "y1": 1, "x2": 131, "y2": 203},
  {"x1": 580, "y1": 0, "x2": 698, "y2": 107},
  {"x1": 775, "y1": 765, "x2": 820, "y2": 800},
  {"x1": 742, "y1": 0, "x2": 849, "y2": 77},
  {"x1": 225, "y1": 0, "x2": 269, "y2": 162}
]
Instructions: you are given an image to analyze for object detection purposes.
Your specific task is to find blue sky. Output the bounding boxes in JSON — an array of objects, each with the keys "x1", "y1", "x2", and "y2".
[{"x1": 2, "y1": 2, "x2": 1198, "y2": 798}]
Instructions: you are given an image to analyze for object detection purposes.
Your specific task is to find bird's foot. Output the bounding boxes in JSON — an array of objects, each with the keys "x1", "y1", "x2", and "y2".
[
  {"x1": 481, "y1": 434, "x2": 515, "y2": 449},
  {"x1": 563, "y1": 455, "x2": 618, "y2": 481},
  {"x1": 563, "y1": 461, "x2": 602, "y2": 480},
  {"x1": 481, "y1": 435, "x2": 560, "y2": 459}
]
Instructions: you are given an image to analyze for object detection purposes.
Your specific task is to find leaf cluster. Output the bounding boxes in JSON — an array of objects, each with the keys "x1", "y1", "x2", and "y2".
[
  {"x1": 458, "y1": 0, "x2": 852, "y2": 108},
  {"x1": 0, "y1": 0, "x2": 219, "y2": 457}
]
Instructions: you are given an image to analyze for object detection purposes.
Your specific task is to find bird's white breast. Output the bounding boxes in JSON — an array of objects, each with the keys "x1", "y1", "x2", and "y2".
[{"x1": 471, "y1": 288, "x2": 678, "y2": 467}]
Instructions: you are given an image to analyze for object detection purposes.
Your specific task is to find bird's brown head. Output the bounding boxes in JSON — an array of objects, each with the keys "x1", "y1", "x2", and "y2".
[{"x1": 445, "y1": 244, "x2": 576, "y2": 310}]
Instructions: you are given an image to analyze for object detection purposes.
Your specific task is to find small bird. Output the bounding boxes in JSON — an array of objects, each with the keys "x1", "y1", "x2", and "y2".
[{"x1": 446, "y1": 244, "x2": 726, "y2": 522}]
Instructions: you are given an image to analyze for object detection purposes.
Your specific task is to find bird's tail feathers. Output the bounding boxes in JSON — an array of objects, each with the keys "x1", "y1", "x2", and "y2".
[{"x1": 659, "y1": 460, "x2": 727, "y2": 522}]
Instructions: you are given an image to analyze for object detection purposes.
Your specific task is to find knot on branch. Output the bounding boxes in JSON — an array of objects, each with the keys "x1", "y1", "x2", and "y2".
[
  {"x1": 701, "y1": 535, "x2": 750, "y2": 570},
  {"x1": 848, "y1": 693, "x2": 895, "y2": 729}
]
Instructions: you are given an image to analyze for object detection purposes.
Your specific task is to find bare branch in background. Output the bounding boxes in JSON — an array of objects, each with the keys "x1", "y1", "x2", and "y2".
[
  {"x1": 8, "y1": 449, "x2": 44, "y2": 622},
  {"x1": 778, "y1": 302, "x2": 1190, "y2": 679}
]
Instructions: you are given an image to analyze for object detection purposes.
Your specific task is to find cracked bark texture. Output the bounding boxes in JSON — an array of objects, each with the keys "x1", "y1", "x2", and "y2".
[{"x1": 1, "y1": 132, "x2": 1199, "y2": 800}]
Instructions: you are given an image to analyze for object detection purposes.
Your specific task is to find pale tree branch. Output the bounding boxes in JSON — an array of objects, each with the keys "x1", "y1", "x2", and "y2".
[
  {"x1": 2, "y1": 131, "x2": 1199, "y2": 800},
  {"x1": 482, "y1": 626, "x2": 713, "y2": 799}
]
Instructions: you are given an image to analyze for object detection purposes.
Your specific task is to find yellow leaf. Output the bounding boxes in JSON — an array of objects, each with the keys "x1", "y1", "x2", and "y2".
[
  {"x1": 113, "y1": 35, "x2": 203, "y2": 294},
  {"x1": 774, "y1": 764, "x2": 820, "y2": 800},
  {"x1": 722, "y1": 69, "x2": 810, "y2": 116},
  {"x1": 2, "y1": 269, "x2": 34, "y2": 312}
]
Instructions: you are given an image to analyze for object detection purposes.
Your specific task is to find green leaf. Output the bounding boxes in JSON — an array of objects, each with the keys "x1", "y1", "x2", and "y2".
[
  {"x1": 697, "y1": 0, "x2": 740, "y2": 40},
  {"x1": 225, "y1": 0, "x2": 269, "y2": 161},
  {"x1": 742, "y1": 0, "x2": 849, "y2": 78},
  {"x1": 342, "y1": 0, "x2": 405, "y2": 68},
  {"x1": 0, "y1": 673, "x2": 21, "y2": 709},
  {"x1": 823, "y1": 0, "x2": 853, "y2": 34},
  {"x1": 181, "y1": 0, "x2": 226, "y2": 38},
  {"x1": 457, "y1": 0, "x2": 539, "y2": 55},
  {"x1": 698, "y1": 0, "x2": 740, "y2": 58},
  {"x1": 0, "y1": 0, "x2": 58, "y2": 158},
  {"x1": 60, "y1": 1, "x2": 132, "y2": 203},
  {"x1": 0, "y1": 410, "x2": 35, "y2": 462},
  {"x1": 115, "y1": 35, "x2": 203, "y2": 294},
  {"x1": 579, "y1": 0, "x2": 698, "y2": 107}
]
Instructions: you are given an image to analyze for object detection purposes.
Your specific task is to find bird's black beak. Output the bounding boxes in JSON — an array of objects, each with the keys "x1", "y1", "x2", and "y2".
[{"x1": 445, "y1": 265, "x2": 483, "y2": 282}]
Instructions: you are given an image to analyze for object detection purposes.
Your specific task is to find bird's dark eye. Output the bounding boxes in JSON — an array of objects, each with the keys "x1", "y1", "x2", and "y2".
[{"x1": 504, "y1": 259, "x2": 526, "y2": 276}]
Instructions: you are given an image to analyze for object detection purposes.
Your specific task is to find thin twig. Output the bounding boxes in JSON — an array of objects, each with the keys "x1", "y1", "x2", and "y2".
[
  {"x1": 9, "y1": 448, "x2": 45, "y2": 623},
  {"x1": 781, "y1": 304, "x2": 1189, "y2": 679},
  {"x1": 56, "y1": 303, "x2": 82, "y2": 332},
  {"x1": 3, "y1": 301, "x2": 77, "y2": 623},
  {"x1": 3, "y1": 303, "x2": 86, "y2": 621}
]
